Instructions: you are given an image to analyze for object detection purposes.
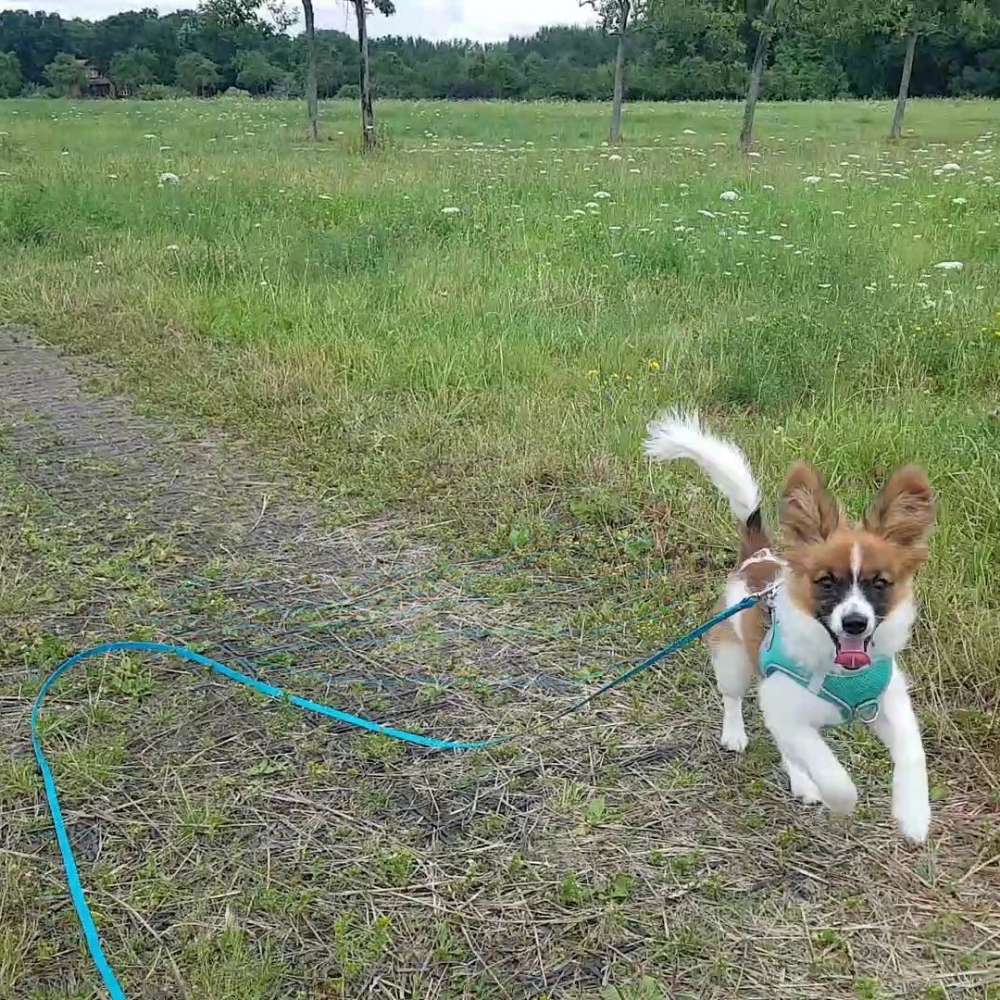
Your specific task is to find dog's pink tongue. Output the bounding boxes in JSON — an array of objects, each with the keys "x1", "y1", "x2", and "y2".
[{"x1": 835, "y1": 635, "x2": 871, "y2": 669}]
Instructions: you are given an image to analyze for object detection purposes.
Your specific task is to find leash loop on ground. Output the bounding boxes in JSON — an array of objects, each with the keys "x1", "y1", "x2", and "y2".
[{"x1": 31, "y1": 588, "x2": 772, "y2": 999}]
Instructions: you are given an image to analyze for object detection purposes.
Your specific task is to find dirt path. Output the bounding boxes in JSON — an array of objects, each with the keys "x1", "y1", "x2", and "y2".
[
  {"x1": 1, "y1": 328, "x2": 996, "y2": 1000},
  {"x1": 0, "y1": 325, "x2": 573, "y2": 697}
]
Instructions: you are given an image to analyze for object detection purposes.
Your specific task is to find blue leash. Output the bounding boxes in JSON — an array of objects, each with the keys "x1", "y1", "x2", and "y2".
[{"x1": 31, "y1": 591, "x2": 764, "y2": 999}]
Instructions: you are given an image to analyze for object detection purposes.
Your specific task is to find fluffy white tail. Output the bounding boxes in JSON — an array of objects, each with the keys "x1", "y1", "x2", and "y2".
[{"x1": 643, "y1": 410, "x2": 760, "y2": 523}]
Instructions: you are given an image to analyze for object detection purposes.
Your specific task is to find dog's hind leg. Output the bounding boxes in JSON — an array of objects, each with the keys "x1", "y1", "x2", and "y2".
[{"x1": 710, "y1": 640, "x2": 754, "y2": 752}]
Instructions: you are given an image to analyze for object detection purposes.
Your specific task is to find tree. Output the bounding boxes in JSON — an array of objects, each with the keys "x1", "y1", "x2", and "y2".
[
  {"x1": 198, "y1": 0, "x2": 317, "y2": 132},
  {"x1": 886, "y1": 1, "x2": 964, "y2": 139},
  {"x1": 642, "y1": 0, "x2": 744, "y2": 100},
  {"x1": 740, "y1": 0, "x2": 779, "y2": 152},
  {"x1": 5, "y1": 3, "x2": 1000, "y2": 104},
  {"x1": 199, "y1": 0, "x2": 268, "y2": 28},
  {"x1": 176, "y1": 51, "x2": 220, "y2": 94},
  {"x1": 44, "y1": 52, "x2": 87, "y2": 96},
  {"x1": 302, "y1": 0, "x2": 318, "y2": 139},
  {"x1": 109, "y1": 46, "x2": 159, "y2": 95},
  {"x1": 235, "y1": 48, "x2": 281, "y2": 92},
  {"x1": 466, "y1": 48, "x2": 523, "y2": 98},
  {"x1": 0, "y1": 50, "x2": 21, "y2": 96},
  {"x1": 348, "y1": 0, "x2": 395, "y2": 152},
  {"x1": 583, "y1": 0, "x2": 649, "y2": 143}
]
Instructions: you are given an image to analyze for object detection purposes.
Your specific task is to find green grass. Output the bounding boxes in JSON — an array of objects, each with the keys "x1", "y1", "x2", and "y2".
[
  {"x1": 1, "y1": 96, "x2": 999, "y2": 998},
  {"x1": 2, "y1": 96, "x2": 998, "y2": 702}
]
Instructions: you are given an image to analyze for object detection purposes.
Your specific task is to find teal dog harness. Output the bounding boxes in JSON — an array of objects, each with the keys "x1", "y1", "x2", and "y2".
[{"x1": 759, "y1": 620, "x2": 892, "y2": 724}]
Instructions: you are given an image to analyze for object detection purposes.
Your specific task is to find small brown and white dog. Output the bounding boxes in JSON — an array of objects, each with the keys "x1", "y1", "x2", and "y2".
[{"x1": 644, "y1": 412, "x2": 936, "y2": 843}]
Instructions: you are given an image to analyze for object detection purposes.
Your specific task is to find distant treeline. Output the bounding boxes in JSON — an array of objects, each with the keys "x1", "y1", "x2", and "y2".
[{"x1": 2, "y1": 5, "x2": 1000, "y2": 101}]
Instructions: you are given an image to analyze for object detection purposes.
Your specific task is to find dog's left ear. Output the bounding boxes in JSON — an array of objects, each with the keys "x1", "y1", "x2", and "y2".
[{"x1": 864, "y1": 466, "x2": 936, "y2": 548}]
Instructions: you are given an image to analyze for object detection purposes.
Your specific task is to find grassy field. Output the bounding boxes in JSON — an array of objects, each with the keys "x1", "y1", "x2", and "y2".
[{"x1": 1, "y1": 97, "x2": 999, "y2": 999}]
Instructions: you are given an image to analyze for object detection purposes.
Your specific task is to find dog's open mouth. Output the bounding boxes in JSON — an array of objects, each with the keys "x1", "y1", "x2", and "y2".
[{"x1": 834, "y1": 635, "x2": 871, "y2": 670}]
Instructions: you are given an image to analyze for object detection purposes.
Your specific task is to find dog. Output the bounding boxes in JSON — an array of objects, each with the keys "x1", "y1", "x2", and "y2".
[{"x1": 644, "y1": 411, "x2": 936, "y2": 843}]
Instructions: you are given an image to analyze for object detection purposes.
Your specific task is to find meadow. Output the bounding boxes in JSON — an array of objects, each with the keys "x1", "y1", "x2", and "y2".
[{"x1": 0, "y1": 97, "x2": 998, "y2": 999}]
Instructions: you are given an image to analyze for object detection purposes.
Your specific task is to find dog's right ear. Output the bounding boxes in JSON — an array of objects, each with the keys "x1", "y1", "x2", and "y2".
[{"x1": 780, "y1": 462, "x2": 840, "y2": 545}]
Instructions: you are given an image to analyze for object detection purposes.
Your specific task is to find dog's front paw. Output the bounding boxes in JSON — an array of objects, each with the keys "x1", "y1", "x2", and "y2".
[
  {"x1": 894, "y1": 796, "x2": 930, "y2": 845},
  {"x1": 822, "y1": 778, "x2": 858, "y2": 817},
  {"x1": 720, "y1": 724, "x2": 748, "y2": 753},
  {"x1": 784, "y1": 762, "x2": 822, "y2": 804}
]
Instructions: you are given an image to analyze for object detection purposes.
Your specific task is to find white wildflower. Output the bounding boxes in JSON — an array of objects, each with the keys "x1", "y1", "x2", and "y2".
[
  {"x1": 165, "y1": 244, "x2": 180, "y2": 251},
  {"x1": 933, "y1": 261, "x2": 963, "y2": 270},
  {"x1": 158, "y1": 172, "x2": 180, "y2": 185},
  {"x1": 719, "y1": 190, "x2": 739, "y2": 201},
  {"x1": 940, "y1": 162, "x2": 961, "y2": 171},
  {"x1": 803, "y1": 176, "x2": 821, "y2": 184},
  {"x1": 441, "y1": 206, "x2": 461, "y2": 215},
  {"x1": 594, "y1": 191, "x2": 612, "y2": 199},
  {"x1": 951, "y1": 197, "x2": 967, "y2": 205}
]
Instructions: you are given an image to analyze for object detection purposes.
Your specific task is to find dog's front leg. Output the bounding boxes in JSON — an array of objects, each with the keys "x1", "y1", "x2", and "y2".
[
  {"x1": 870, "y1": 667, "x2": 930, "y2": 844},
  {"x1": 760, "y1": 675, "x2": 857, "y2": 815}
]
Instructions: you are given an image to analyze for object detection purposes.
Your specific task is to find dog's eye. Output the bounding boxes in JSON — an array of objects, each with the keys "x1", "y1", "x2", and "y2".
[
  {"x1": 815, "y1": 575, "x2": 835, "y2": 591},
  {"x1": 871, "y1": 576, "x2": 891, "y2": 591}
]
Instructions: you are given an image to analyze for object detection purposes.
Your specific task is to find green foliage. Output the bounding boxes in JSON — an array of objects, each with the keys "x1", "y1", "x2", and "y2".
[
  {"x1": 0, "y1": 50, "x2": 21, "y2": 97},
  {"x1": 176, "y1": 50, "x2": 220, "y2": 94},
  {"x1": 234, "y1": 48, "x2": 281, "y2": 93},
  {"x1": 108, "y1": 45, "x2": 159, "y2": 94},
  {"x1": 43, "y1": 52, "x2": 86, "y2": 96},
  {"x1": 5, "y1": 4, "x2": 1000, "y2": 100}
]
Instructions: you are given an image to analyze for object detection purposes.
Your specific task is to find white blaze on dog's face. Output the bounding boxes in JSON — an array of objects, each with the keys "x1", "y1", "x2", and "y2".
[{"x1": 779, "y1": 463, "x2": 936, "y2": 670}]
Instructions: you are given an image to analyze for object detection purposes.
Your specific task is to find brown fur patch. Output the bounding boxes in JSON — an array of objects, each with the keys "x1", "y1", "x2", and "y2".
[
  {"x1": 709, "y1": 555, "x2": 783, "y2": 664},
  {"x1": 739, "y1": 508, "x2": 772, "y2": 563},
  {"x1": 780, "y1": 463, "x2": 841, "y2": 546},
  {"x1": 864, "y1": 465, "x2": 936, "y2": 551},
  {"x1": 707, "y1": 599, "x2": 770, "y2": 665}
]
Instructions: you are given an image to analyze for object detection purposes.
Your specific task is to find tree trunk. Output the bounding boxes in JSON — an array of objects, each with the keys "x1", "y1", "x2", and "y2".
[
  {"x1": 890, "y1": 30, "x2": 918, "y2": 141},
  {"x1": 303, "y1": 0, "x2": 319, "y2": 141},
  {"x1": 739, "y1": 0, "x2": 778, "y2": 154},
  {"x1": 354, "y1": 0, "x2": 376, "y2": 151},
  {"x1": 609, "y1": 0, "x2": 630, "y2": 145}
]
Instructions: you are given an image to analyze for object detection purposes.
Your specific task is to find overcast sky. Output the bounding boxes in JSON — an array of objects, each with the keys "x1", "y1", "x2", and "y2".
[{"x1": 26, "y1": 1, "x2": 598, "y2": 42}]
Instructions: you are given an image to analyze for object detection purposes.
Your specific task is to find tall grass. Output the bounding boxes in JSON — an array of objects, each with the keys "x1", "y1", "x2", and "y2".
[{"x1": 1, "y1": 96, "x2": 998, "y2": 711}]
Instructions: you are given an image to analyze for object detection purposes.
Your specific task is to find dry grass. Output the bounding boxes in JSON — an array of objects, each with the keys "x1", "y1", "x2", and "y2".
[
  {"x1": 0, "y1": 95, "x2": 998, "y2": 999},
  {"x1": 0, "y1": 333, "x2": 997, "y2": 999}
]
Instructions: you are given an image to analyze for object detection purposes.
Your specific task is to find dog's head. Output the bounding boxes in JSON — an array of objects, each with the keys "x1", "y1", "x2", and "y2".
[{"x1": 779, "y1": 463, "x2": 936, "y2": 670}]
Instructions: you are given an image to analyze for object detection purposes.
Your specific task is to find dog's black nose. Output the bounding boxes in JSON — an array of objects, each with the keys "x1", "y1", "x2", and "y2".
[{"x1": 843, "y1": 613, "x2": 869, "y2": 636}]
